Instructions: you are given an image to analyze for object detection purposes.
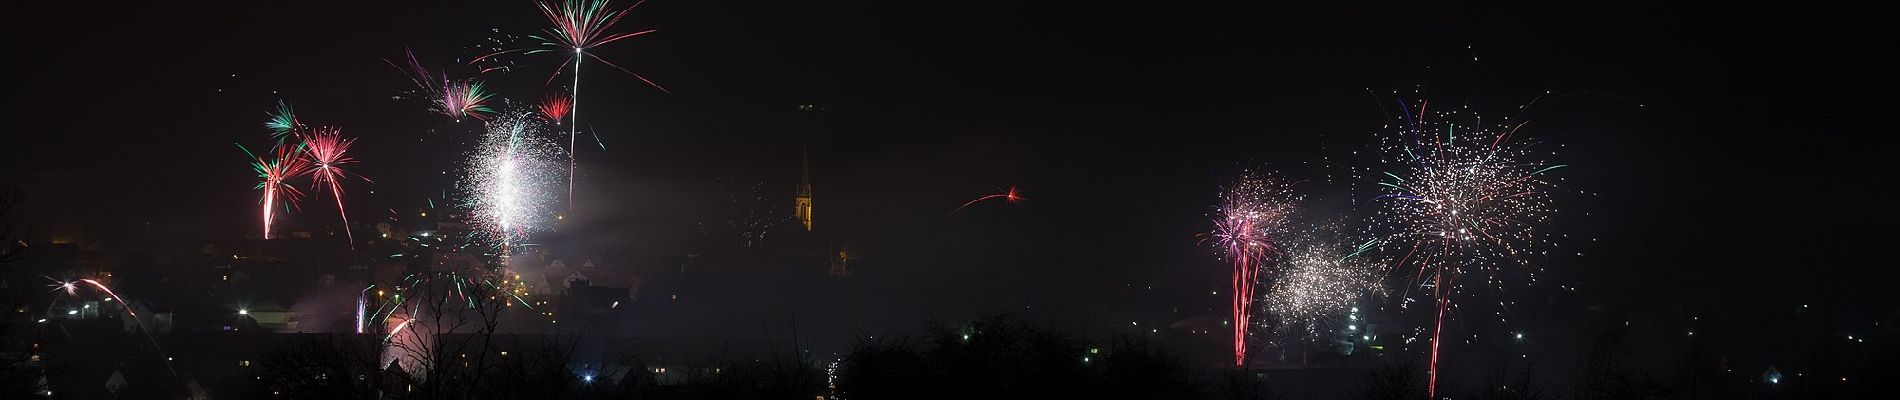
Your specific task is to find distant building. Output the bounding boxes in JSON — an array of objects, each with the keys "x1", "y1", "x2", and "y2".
[
  {"x1": 794, "y1": 146, "x2": 815, "y2": 232},
  {"x1": 829, "y1": 246, "x2": 851, "y2": 277}
]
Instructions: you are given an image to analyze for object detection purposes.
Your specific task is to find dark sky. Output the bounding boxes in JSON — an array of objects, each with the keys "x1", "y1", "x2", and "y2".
[{"x1": 4, "y1": 0, "x2": 1893, "y2": 371}]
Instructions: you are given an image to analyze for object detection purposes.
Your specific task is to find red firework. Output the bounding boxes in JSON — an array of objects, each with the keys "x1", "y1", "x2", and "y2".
[
  {"x1": 1206, "y1": 171, "x2": 1298, "y2": 366},
  {"x1": 243, "y1": 143, "x2": 313, "y2": 240},
  {"x1": 300, "y1": 127, "x2": 370, "y2": 245},
  {"x1": 943, "y1": 186, "x2": 1025, "y2": 219},
  {"x1": 540, "y1": 94, "x2": 573, "y2": 123}
]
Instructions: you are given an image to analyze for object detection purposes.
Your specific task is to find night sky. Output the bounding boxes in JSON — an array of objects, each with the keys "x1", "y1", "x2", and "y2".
[{"x1": 4, "y1": 0, "x2": 1894, "y2": 384}]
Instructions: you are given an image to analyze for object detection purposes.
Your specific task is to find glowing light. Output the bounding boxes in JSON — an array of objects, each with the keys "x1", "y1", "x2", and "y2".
[{"x1": 461, "y1": 113, "x2": 565, "y2": 251}]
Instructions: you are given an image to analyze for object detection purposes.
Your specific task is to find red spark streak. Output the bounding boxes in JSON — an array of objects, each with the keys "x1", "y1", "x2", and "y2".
[
  {"x1": 1429, "y1": 274, "x2": 1447, "y2": 398},
  {"x1": 944, "y1": 186, "x2": 1024, "y2": 219},
  {"x1": 540, "y1": 94, "x2": 573, "y2": 123},
  {"x1": 301, "y1": 128, "x2": 368, "y2": 246},
  {"x1": 1233, "y1": 251, "x2": 1254, "y2": 366},
  {"x1": 255, "y1": 145, "x2": 312, "y2": 240}
]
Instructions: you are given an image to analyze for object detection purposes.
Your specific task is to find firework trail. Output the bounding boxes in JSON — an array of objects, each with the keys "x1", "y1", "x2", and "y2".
[
  {"x1": 301, "y1": 127, "x2": 369, "y2": 245},
  {"x1": 942, "y1": 186, "x2": 1025, "y2": 220},
  {"x1": 386, "y1": 317, "x2": 417, "y2": 343},
  {"x1": 475, "y1": 0, "x2": 669, "y2": 209},
  {"x1": 44, "y1": 278, "x2": 179, "y2": 375},
  {"x1": 540, "y1": 93, "x2": 573, "y2": 123},
  {"x1": 1364, "y1": 99, "x2": 1565, "y2": 398},
  {"x1": 357, "y1": 285, "x2": 375, "y2": 334},
  {"x1": 76, "y1": 279, "x2": 133, "y2": 317},
  {"x1": 1206, "y1": 170, "x2": 1300, "y2": 366},
  {"x1": 461, "y1": 113, "x2": 565, "y2": 251},
  {"x1": 240, "y1": 143, "x2": 313, "y2": 240}
]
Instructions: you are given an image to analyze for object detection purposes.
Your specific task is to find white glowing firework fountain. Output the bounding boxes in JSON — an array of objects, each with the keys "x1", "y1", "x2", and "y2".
[{"x1": 461, "y1": 113, "x2": 565, "y2": 253}]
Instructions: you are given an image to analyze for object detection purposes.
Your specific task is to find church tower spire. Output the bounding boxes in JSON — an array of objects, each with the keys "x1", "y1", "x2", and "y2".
[{"x1": 795, "y1": 145, "x2": 814, "y2": 231}]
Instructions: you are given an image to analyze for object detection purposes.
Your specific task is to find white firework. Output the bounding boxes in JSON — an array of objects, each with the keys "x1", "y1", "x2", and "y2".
[{"x1": 462, "y1": 113, "x2": 564, "y2": 250}]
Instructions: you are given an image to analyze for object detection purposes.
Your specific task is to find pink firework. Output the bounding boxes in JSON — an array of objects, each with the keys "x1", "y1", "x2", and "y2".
[
  {"x1": 540, "y1": 94, "x2": 573, "y2": 123},
  {"x1": 300, "y1": 127, "x2": 370, "y2": 245},
  {"x1": 78, "y1": 279, "x2": 135, "y2": 318},
  {"x1": 440, "y1": 79, "x2": 495, "y2": 122},
  {"x1": 242, "y1": 143, "x2": 313, "y2": 240},
  {"x1": 388, "y1": 49, "x2": 493, "y2": 122},
  {"x1": 1206, "y1": 170, "x2": 1299, "y2": 366}
]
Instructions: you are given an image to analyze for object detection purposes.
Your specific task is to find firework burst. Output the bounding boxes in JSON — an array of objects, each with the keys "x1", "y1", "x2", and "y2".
[
  {"x1": 461, "y1": 113, "x2": 564, "y2": 250},
  {"x1": 539, "y1": 93, "x2": 573, "y2": 123},
  {"x1": 301, "y1": 127, "x2": 369, "y2": 244},
  {"x1": 440, "y1": 79, "x2": 496, "y2": 122},
  {"x1": 240, "y1": 143, "x2": 313, "y2": 240},
  {"x1": 1261, "y1": 236, "x2": 1383, "y2": 339},
  {"x1": 263, "y1": 100, "x2": 302, "y2": 141},
  {"x1": 1206, "y1": 170, "x2": 1300, "y2": 366},
  {"x1": 476, "y1": 0, "x2": 668, "y2": 209},
  {"x1": 1365, "y1": 99, "x2": 1566, "y2": 397},
  {"x1": 389, "y1": 50, "x2": 494, "y2": 122}
]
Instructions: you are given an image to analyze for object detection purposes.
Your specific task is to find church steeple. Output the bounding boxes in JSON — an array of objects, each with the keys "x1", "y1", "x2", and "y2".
[{"x1": 794, "y1": 146, "x2": 814, "y2": 231}]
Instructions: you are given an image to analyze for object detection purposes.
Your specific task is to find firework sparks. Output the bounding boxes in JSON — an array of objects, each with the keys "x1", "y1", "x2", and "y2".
[
  {"x1": 440, "y1": 79, "x2": 496, "y2": 122},
  {"x1": 385, "y1": 317, "x2": 417, "y2": 343},
  {"x1": 475, "y1": 0, "x2": 669, "y2": 209},
  {"x1": 45, "y1": 277, "x2": 78, "y2": 296},
  {"x1": 300, "y1": 127, "x2": 368, "y2": 245},
  {"x1": 240, "y1": 143, "x2": 313, "y2": 240},
  {"x1": 1262, "y1": 237, "x2": 1383, "y2": 339},
  {"x1": 540, "y1": 93, "x2": 573, "y2": 123},
  {"x1": 388, "y1": 50, "x2": 493, "y2": 122},
  {"x1": 461, "y1": 113, "x2": 564, "y2": 250},
  {"x1": 1207, "y1": 170, "x2": 1300, "y2": 366},
  {"x1": 357, "y1": 285, "x2": 374, "y2": 334},
  {"x1": 943, "y1": 186, "x2": 1025, "y2": 220},
  {"x1": 1365, "y1": 99, "x2": 1566, "y2": 398},
  {"x1": 263, "y1": 100, "x2": 301, "y2": 141}
]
